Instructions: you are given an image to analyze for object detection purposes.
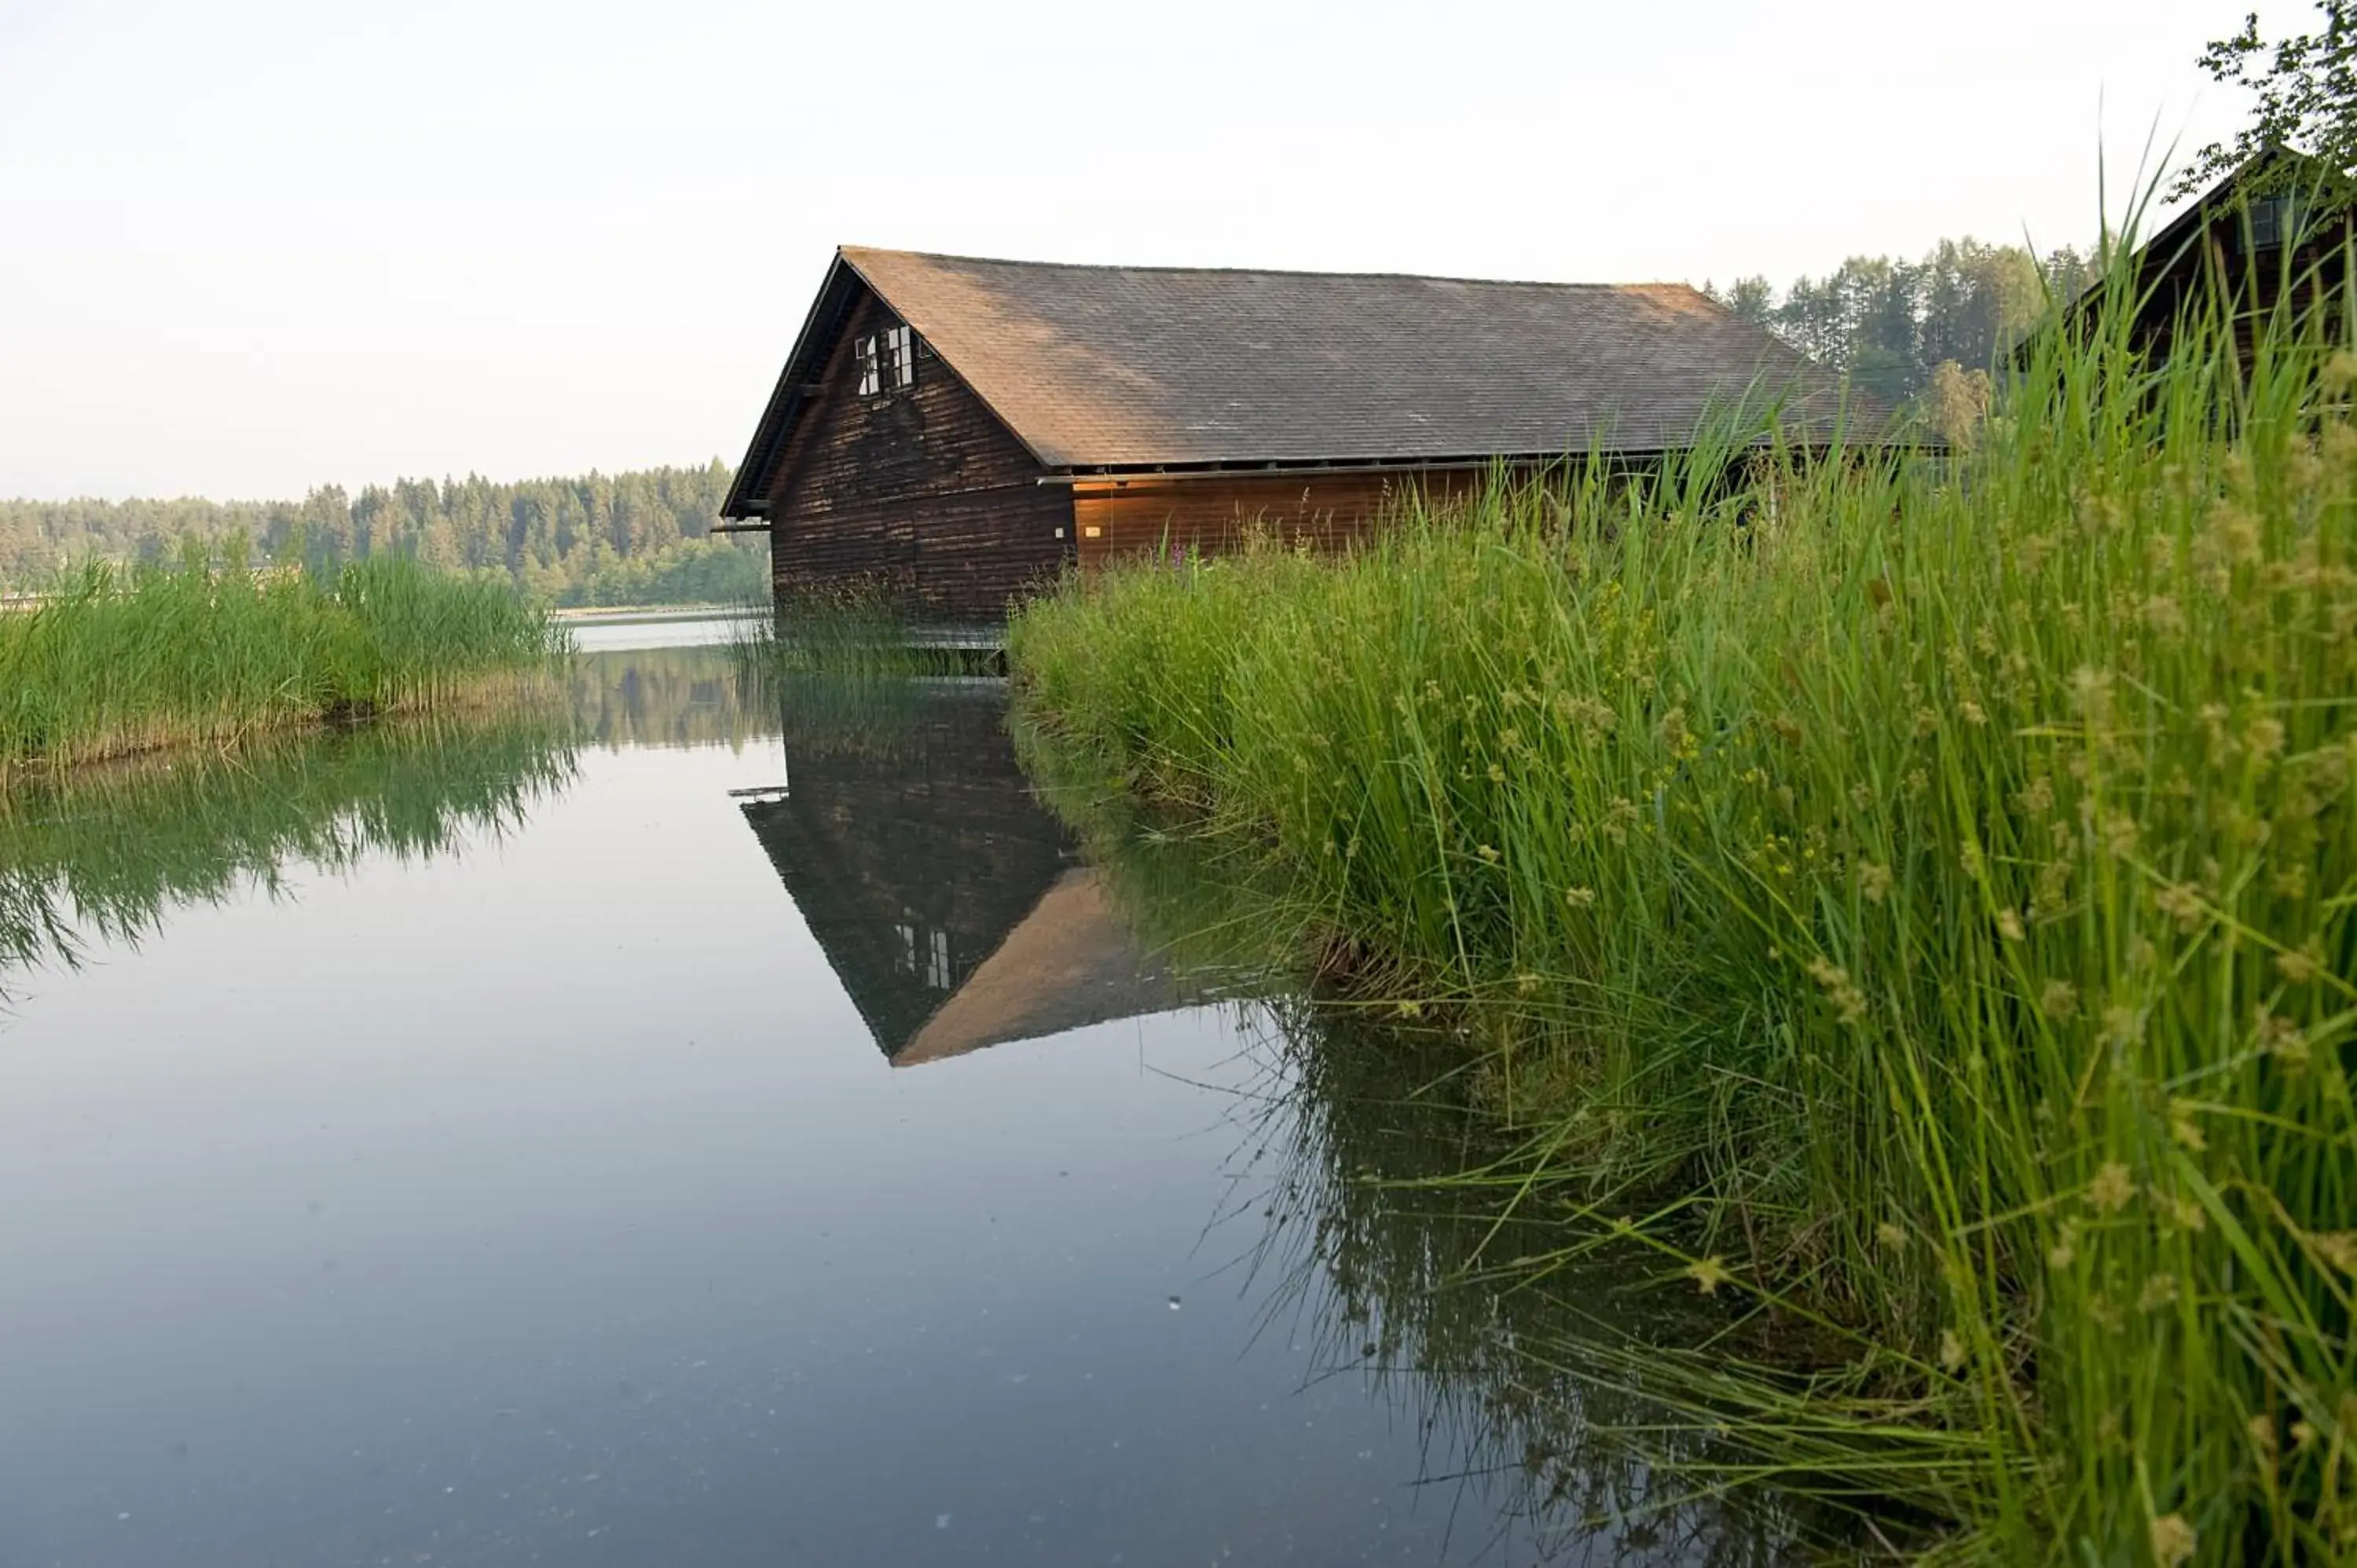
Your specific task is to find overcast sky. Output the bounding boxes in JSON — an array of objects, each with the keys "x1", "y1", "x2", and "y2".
[{"x1": 0, "y1": 0, "x2": 2306, "y2": 500}]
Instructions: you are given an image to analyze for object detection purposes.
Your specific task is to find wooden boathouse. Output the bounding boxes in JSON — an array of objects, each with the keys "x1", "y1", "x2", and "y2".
[
  {"x1": 720, "y1": 248, "x2": 1861, "y2": 625},
  {"x1": 2058, "y1": 151, "x2": 2350, "y2": 368}
]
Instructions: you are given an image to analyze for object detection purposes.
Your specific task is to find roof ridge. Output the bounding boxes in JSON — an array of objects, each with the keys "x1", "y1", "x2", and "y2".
[{"x1": 837, "y1": 244, "x2": 1701, "y2": 294}]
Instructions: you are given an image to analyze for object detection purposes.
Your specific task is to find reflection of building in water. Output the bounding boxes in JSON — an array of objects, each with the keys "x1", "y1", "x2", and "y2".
[
  {"x1": 897, "y1": 921, "x2": 954, "y2": 991},
  {"x1": 740, "y1": 685, "x2": 1170, "y2": 1064},
  {"x1": 893, "y1": 866, "x2": 1164, "y2": 1066}
]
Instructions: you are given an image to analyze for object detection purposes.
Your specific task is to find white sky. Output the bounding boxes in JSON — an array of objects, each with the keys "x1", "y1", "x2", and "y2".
[{"x1": 0, "y1": 0, "x2": 2308, "y2": 500}]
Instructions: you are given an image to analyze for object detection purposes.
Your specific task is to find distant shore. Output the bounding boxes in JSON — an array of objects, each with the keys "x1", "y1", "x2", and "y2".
[{"x1": 550, "y1": 602, "x2": 752, "y2": 625}]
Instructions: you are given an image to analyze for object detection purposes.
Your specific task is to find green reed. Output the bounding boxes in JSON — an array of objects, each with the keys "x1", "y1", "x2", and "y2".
[
  {"x1": 734, "y1": 580, "x2": 970, "y2": 680},
  {"x1": 728, "y1": 581, "x2": 1007, "y2": 762},
  {"x1": 1021, "y1": 751, "x2": 1906, "y2": 1552},
  {"x1": 1009, "y1": 243, "x2": 2357, "y2": 1559},
  {"x1": 0, "y1": 553, "x2": 563, "y2": 776}
]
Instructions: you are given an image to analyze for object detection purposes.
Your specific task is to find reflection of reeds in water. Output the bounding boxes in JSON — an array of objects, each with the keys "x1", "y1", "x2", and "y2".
[
  {"x1": 1028, "y1": 751, "x2": 1906, "y2": 1560},
  {"x1": 764, "y1": 669, "x2": 940, "y2": 763},
  {"x1": 1225, "y1": 1004, "x2": 1901, "y2": 1564},
  {"x1": 715, "y1": 589, "x2": 989, "y2": 763},
  {"x1": 0, "y1": 711, "x2": 574, "y2": 987}
]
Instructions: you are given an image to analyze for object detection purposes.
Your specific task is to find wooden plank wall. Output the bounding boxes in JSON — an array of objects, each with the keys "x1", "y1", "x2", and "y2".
[
  {"x1": 2128, "y1": 216, "x2": 2351, "y2": 367},
  {"x1": 1069, "y1": 471, "x2": 1487, "y2": 571},
  {"x1": 761, "y1": 285, "x2": 1071, "y2": 624}
]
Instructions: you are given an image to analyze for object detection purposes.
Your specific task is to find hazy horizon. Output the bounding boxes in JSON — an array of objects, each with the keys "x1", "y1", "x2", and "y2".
[{"x1": 0, "y1": 0, "x2": 2304, "y2": 502}]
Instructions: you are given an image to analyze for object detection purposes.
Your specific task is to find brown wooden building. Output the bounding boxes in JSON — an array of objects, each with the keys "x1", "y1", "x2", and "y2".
[
  {"x1": 2066, "y1": 151, "x2": 2350, "y2": 365},
  {"x1": 720, "y1": 249, "x2": 1863, "y2": 625}
]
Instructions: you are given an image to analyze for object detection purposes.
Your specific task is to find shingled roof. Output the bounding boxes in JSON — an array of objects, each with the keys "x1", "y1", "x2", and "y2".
[{"x1": 727, "y1": 248, "x2": 1868, "y2": 511}]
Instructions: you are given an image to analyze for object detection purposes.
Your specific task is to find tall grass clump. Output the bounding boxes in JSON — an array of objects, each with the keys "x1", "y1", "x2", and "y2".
[
  {"x1": 0, "y1": 551, "x2": 560, "y2": 777},
  {"x1": 1017, "y1": 756, "x2": 1922, "y2": 1552},
  {"x1": 1009, "y1": 245, "x2": 2357, "y2": 1559},
  {"x1": 733, "y1": 579, "x2": 973, "y2": 680}
]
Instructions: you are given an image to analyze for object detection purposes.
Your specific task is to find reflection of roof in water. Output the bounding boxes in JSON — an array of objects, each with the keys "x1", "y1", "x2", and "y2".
[
  {"x1": 739, "y1": 683, "x2": 1173, "y2": 1062},
  {"x1": 897, "y1": 867, "x2": 1173, "y2": 1067}
]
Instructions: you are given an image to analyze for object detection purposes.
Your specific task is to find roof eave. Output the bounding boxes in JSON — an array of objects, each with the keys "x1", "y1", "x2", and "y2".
[
  {"x1": 721, "y1": 252, "x2": 862, "y2": 520},
  {"x1": 1040, "y1": 435, "x2": 1889, "y2": 482},
  {"x1": 1046, "y1": 452, "x2": 1642, "y2": 482}
]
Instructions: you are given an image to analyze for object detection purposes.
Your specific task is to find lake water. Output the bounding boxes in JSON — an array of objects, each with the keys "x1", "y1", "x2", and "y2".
[{"x1": 0, "y1": 621, "x2": 1851, "y2": 1566}]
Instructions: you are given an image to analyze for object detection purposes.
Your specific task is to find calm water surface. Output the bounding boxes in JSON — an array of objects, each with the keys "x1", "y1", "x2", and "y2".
[{"x1": 0, "y1": 622, "x2": 1838, "y2": 1566}]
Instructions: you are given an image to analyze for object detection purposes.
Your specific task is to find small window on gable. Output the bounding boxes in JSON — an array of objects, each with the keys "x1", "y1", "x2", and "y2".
[
  {"x1": 885, "y1": 324, "x2": 915, "y2": 389},
  {"x1": 856, "y1": 333, "x2": 882, "y2": 397},
  {"x1": 2246, "y1": 196, "x2": 2312, "y2": 251}
]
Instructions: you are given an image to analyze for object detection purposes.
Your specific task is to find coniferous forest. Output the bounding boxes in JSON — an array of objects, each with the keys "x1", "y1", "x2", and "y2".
[
  {"x1": 1710, "y1": 236, "x2": 2103, "y2": 439},
  {"x1": 0, "y1": 460, "x2": 764, "y2": 607}
]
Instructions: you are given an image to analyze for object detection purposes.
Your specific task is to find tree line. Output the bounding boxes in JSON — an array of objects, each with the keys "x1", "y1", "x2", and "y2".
[
  {"x1": 0, "y1": 460, "x2": 766, "y2": 607},
  {"x1": 1716, "y1": 0, "x2": 2357, "y2": 426},
  {"x1": 1707, "y1": 236, "x2": 2103, "y2": 423}
]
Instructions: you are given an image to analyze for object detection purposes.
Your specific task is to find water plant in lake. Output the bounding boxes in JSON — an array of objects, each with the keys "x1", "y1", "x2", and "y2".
[
  {"x1": 724, "y1": 584, "x2": 1004, "y2": 763},
  {"x1": 0, "y1": 550, "x2": 563, "y2": 776},
  {"x1": 1008, "y1": 240, "x2": 2357, "y2": 1559},
  {"x1": 731, "y1": 580, "x2": 977, "y2": 680}
]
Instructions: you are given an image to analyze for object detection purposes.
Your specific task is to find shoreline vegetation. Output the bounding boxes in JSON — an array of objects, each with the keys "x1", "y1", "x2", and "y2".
[
  {"x1": 730, "y1": 581, "x2": 989, "y2": 679},
  {"x1": 1006, "y1": 262, "x2": 2357, "y2": 1559},
  {"x1": 0, "y1": 554, "x2": 563, "y2": 779},
  {"x1": 1013, "y1": 757, "x2": 1926, "y2": 1553}
]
